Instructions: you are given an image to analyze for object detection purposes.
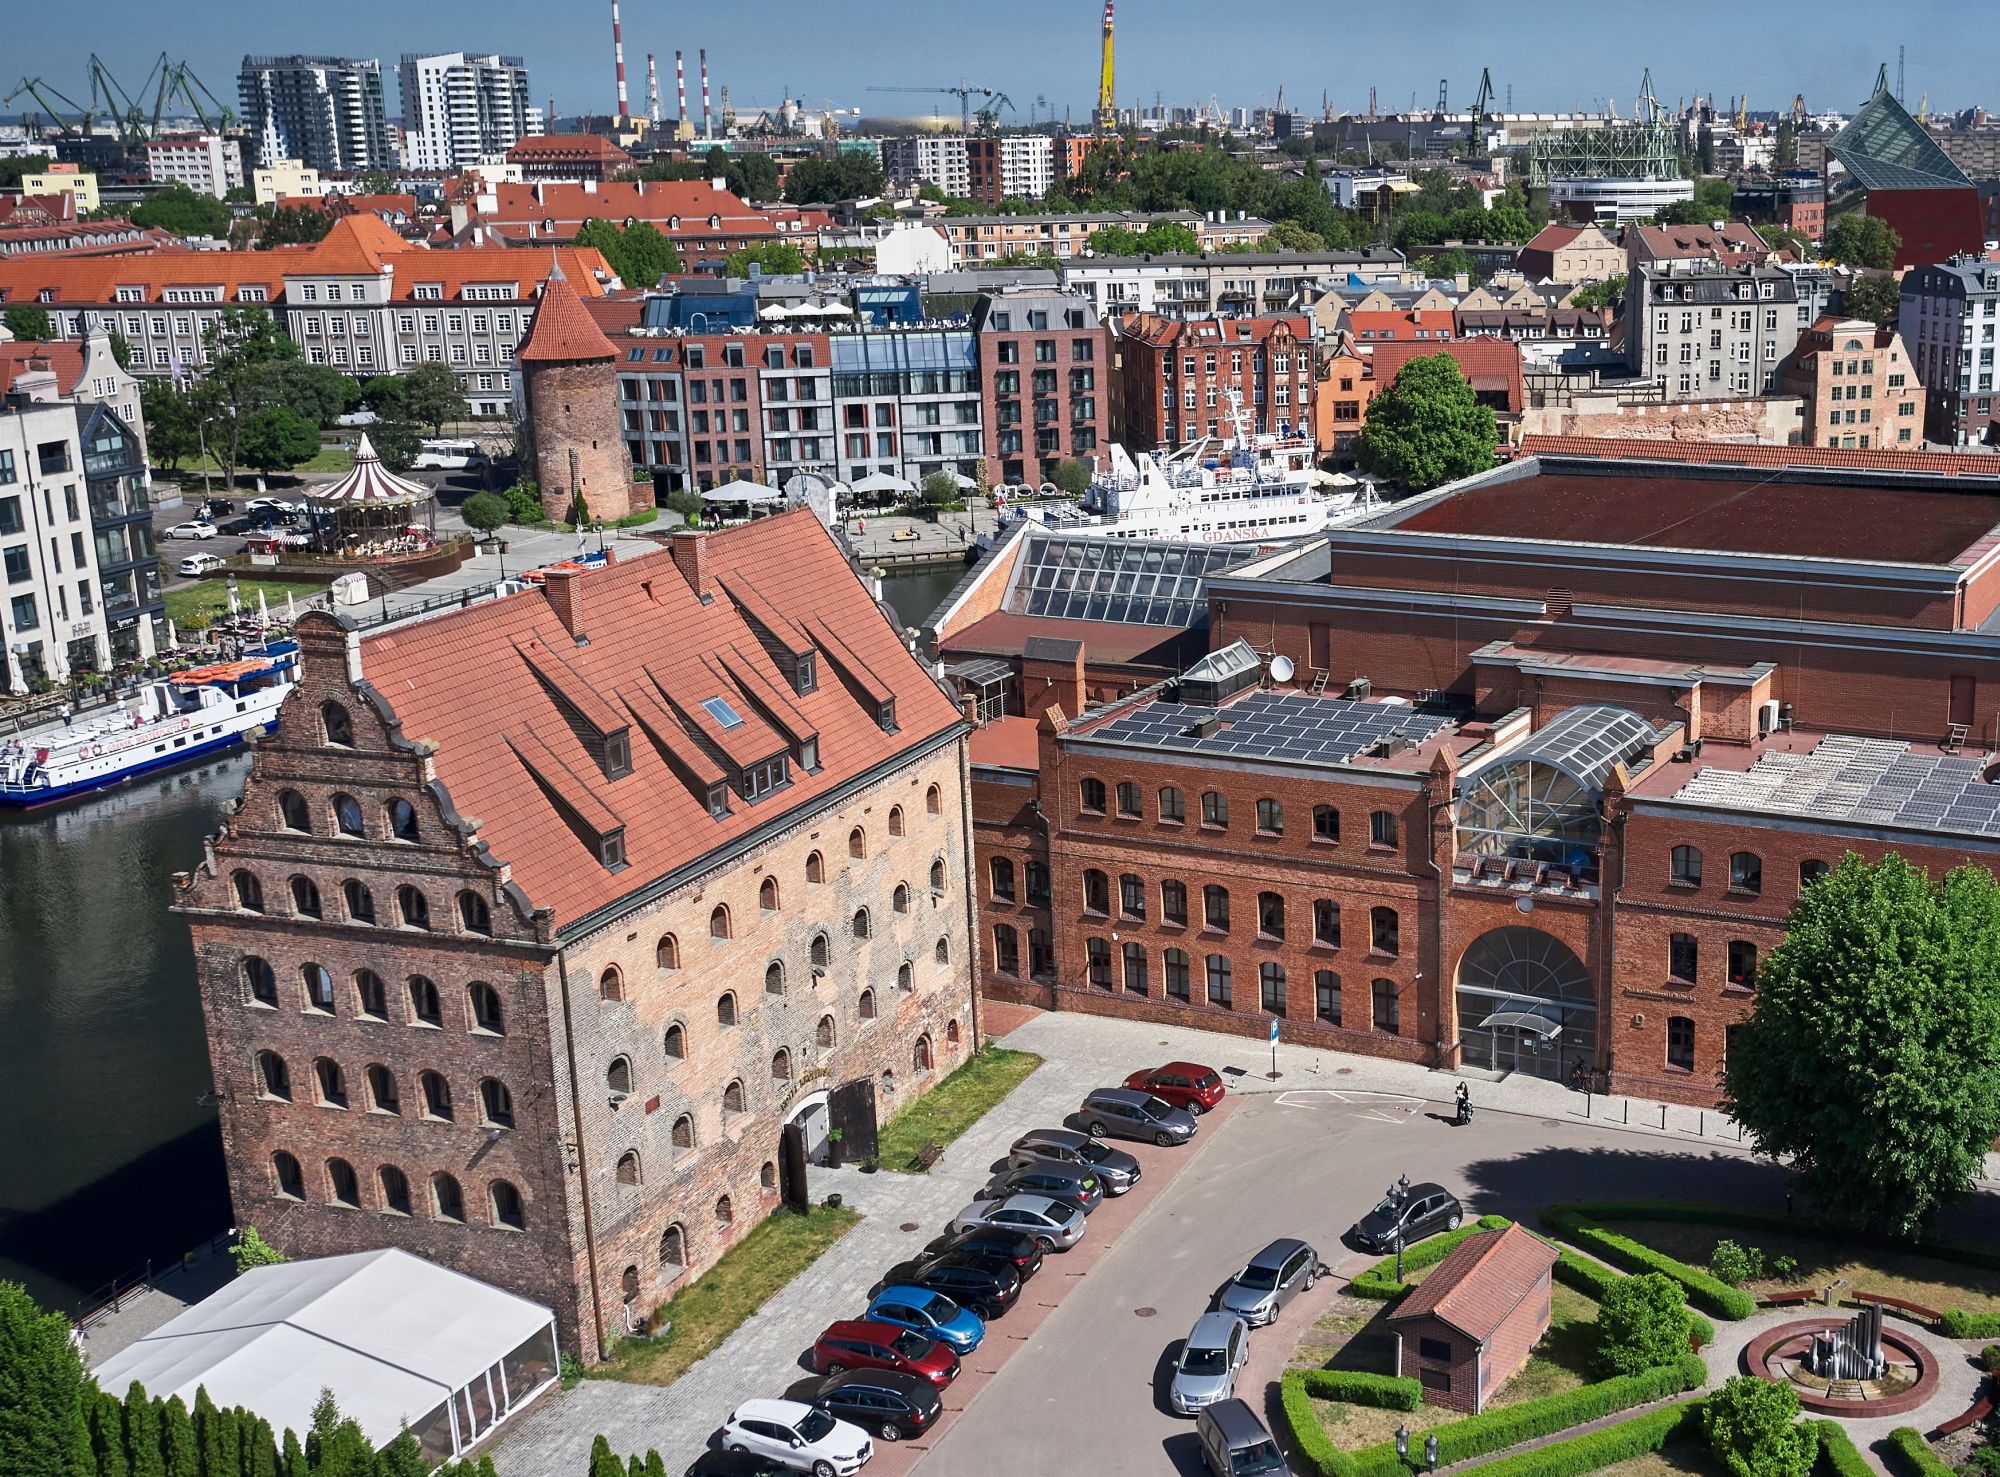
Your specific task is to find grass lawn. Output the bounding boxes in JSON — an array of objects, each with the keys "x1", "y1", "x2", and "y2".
[
  {"x1": 595, "y1": 1203, "x2": 860, "y2": 1386},
  {"x1": 164, "y1": 578, "x2": 329, "y2": 631},
  {"x1": 874, "y1": 1046, "x2": 1042, "y2": 1173},
  {"x1": 1603, "y1": 1219, "x2": 2000, "y2": 1313},
  {"x1": 1597, "y1": 1441, "x2": 1731, "y2": 1476},
  {"x1": 1492, "y1": 1280, "x2": 1603, "y2": 1404},
  {"x1": 1289, "y1": 1297, "x2": 1379, "y2": 1372},
  {"x1": 1309, "y1": 1396, "x2": 1451, "y2": 1450}
]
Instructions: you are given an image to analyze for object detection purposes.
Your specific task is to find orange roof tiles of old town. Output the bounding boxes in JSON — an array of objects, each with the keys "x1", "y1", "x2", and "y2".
[
  {"x1": 515, "y1": 267, "x2": 620, "y2": 363},
  {"x1": 354, "y1": 512, "x2": 964, "y2": 928},
  {"x1": 1388, "y1": 1224, "x2": 1558, "y2": 1342}
]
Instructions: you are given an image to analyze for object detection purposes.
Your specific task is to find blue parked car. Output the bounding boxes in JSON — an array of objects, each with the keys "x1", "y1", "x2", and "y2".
[{"x1": 864, "y1": 1286, "x2": 985, "y2": 1354}]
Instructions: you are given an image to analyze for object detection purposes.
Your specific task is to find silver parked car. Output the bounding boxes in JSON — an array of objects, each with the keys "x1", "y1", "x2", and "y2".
[
  {"x1": 949, "y1": 1192, "x2": 1086, "y2": 1251},
  {"x1": 1008, "y1": 1127, "x2": 1142, "y2": 1194},
  {"x1": 978, "y1": 1160, "x2": 1105, "y2": 1215},
  {"x1": 1219, "y1": 1238, "x2": 1323, "y2": 1327},
  {"x1": 1075, "y1": 1087, "x2": 1198, "y2": 1146},
  {"x1": 1171, "y1": 1310, "x2": 1250, "y2": 1414}
]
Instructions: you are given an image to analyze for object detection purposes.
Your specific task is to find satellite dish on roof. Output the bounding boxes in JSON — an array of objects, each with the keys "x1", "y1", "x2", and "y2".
[{"x1": 1270, "y1": 654, "x2": 1296, "y2": 684}]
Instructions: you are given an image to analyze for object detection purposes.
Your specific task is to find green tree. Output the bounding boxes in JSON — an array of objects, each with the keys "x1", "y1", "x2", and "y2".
[
  {"x1": 642, "y1": 1452, "x2": 666, "y2": 1477},
  {"x1": 241, "y1": 1416, "x2": 278, "y2": 1477},
  {"x1": 626, "y1": 1456, "x2": 643, "y2": 1477},
  {"x1": 139, "y1": 380, "x2": 200, "y2": 473},
  {"x1": 1416, "y1": 248, "x2": 1475, "y2": 279},
  {"x1": 724, "y1": 153, "x2": 780, "y2": 201},
  {"x1": 919, "y1": 470, "x2": 959, "y2": 507},
  {"x1": 724, "y1": 241, "x2": 807, "y2": 276},
  {"x1": 230, "y1": 1225, "x2": 288, "y2": 1275},
  {"x1": 1702, "y1": 1375, "x2": 1811, "y2": 1477},
  {"x1": 107, "y1": 331, "x2": 134, "y2": 370},
  {"x1": 1695, "y1": 127, "x2": 1716, "y2": 174},
  {"x1": 374, "y1": 1429, "x2": 426, "y2": 1477},
  {"x1": 250, "y1": 361, "x2": 358, "y2": 428},
  {"x1": 1775, "y1": 121, "x2": 1799, "y2": 170},
  {"x1": 132, "y1": 183, "x2": 231, "y2": 239},
  {"x1": 663, "y1": 486, "x2": 704, "y2": 526},
  {"x1": 0, "y1": 1281, "x2": 93, "y2": 1477},
  {"x1": 589, "y1": 1435, "x2": 624, "y2": 1477},
  {"x1": 159, "y1": 1396, "x2": 198, "y2": 1477},
  {"x1": 1391, "y1": 209, "x2": 1447, "y2": 249},
  {"x1": 278, "y1": 1429, "x2": 302, "y2": 1477},
  {"x1": 1356, "y1": 354, "x2": 1498, "y2": 491},
  {"x1": 1569, "y1": 275, "x2": 1627, "y2": 312},
  {"x1": 194, "y1": 307, "x2": 298, "y2": 491},
  {"x1": 125, "y1": 1384, "x2": 165, "y2": 1477},
  {"x1": 4, "y1": 304, "x2": 53, "y2": 341},
  {"x1": 1653, "y1": 199, "x2": 1712, "y2": 226},
  {"x1": 1761, "y1": 224, "x2": 1814, "y2": 258},
  {"x1": 357, "y1": 377, "x2": 407, "y2": 417},
  {"x1": 400, "y1": 363, "x2": 468, "y2": 434},
  {"x1": 257, "y1": 206, "x2": 335, "y2": 249},
  {"x1": 460, "y1": 492, "x2": 509, "y2": 538},
  {"x1": 1047, "y1": 459, "x2": 1092, "y2": 498},
  {"x1": 1824, "y1": 215, "x2": 1901, "y2": 269},
  {"x1": 1594, "y1": 1272, "x2": 1694, "y2": 1376},
  {"x1": 301, "y1": 1391, "x2": 370, "y2": 1477},
  {"x1": 1842, "y1": 273, "x2": 1900, "y2": 326},
  {"x1": 91, "y1": 1392, "x2": 130, "y2": 1477},
  {"x1": 782, "y1": 152, "x2": 885, "y2": 204},
  {"x1": 0, "y1": 155, "x2": 52, "y2": 190},
  {"x1": 1085, "y1": 223, "x2": 1143, "y2": 256},
  {"x1": 368, "y1": 417, "x2": 422, "y2": 473},
  {"x1": 618, "y1": 222, "x2": 681, "y2": 285},
  {"x1": 193, "y1": 1390, "x2": 239, "y2": 1477},
  {"x1": 1724, "y1": 853, "x2": 2000, "y2": 1237}
]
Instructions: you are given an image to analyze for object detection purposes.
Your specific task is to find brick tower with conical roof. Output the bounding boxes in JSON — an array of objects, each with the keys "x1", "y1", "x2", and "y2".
[{"x1": 516, "y1": 261, "x2": 642, "y2": 522}]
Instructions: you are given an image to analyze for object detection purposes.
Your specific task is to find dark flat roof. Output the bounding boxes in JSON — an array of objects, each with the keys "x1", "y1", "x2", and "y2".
[{"x1": 1390, "y1": 471, "x2": 2000, "y2": 566}]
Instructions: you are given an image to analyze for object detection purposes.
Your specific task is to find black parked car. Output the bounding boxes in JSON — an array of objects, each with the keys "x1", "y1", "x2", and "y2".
[
  {"x1": 218, "y1": 515, "x2": 256, "y2": 536},
  {"x1": 811, "y1": 1368, "x2": 944, "y2": 1443},
  {"x1": 1349, "y1": 1181, "x2": 1463, "y2": 1252},
  {"x1": 923, "y1": 1225, "x2": 1044, "y2": 1281},
  {"x1": 873, "y1": 1250, "x2": 1022, "y2": 1319},
  {"x1": 683, "y1": 1452, "x2": 792, "y2": 1477}
]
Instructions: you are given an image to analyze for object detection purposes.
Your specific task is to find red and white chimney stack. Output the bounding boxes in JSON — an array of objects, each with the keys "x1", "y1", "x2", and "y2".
[
  {"x1": 675, "y1": 51, "x2": 688, "y2": 125},
  {"x1": 610, "y1": 0, "x2": 630, "y2": 120},
  {"x1": 700, "y1": 49, "x2": 712, "y2": 138}
]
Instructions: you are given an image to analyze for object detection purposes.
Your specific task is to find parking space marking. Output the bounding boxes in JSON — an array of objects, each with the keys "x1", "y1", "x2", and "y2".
[{"x1": 1275, "y1": 1088, "x2": 1424, "y2": 1123}]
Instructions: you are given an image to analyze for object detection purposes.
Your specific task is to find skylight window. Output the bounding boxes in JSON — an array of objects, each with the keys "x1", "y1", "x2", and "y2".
[{"x1": 702, "y1": 696, "x2": 745, "y2": 730}]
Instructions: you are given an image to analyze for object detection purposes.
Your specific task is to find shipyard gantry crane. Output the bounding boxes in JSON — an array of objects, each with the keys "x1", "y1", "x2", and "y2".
[{"x1": 867, "y1": 83, "x2": 1004, "y2": 135}]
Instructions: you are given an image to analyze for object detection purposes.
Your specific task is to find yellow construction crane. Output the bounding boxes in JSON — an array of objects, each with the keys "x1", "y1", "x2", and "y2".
[
  {"x1": 1095, "y1": 0, "x2": 1116, "y2": 134},
  {"x1": 1918, "y1": 93, "x2": 1929, "y2": 123}
]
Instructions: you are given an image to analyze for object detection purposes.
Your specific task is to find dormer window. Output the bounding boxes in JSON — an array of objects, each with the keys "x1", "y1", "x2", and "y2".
[
  {"x1": 796, "y1": 652, "x2": 817, "y2": 696},
  {"x1": 604, "y1": 731, "x2": 632, "y2": 779},
  {"x1": 877, "y1": 698, "x2": 897, "y2": 733},
  {"x1": 707, "y1": 783, "x2": 731, "y2": 820},
  {"x1": 743, "y1": 755, "x2": 789, "y2": 801},
  {"x1": 599, "y1": 830, "x2": 627, "y2": 870},
  {"x1": 799, "y1": 736, "x2": 819, "y2": 772}
]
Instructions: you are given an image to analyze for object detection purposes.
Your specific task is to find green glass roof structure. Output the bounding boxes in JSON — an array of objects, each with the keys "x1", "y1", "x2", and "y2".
[{"x1": 1830, "y1": 83, "x2": 1972, "y2": 191}]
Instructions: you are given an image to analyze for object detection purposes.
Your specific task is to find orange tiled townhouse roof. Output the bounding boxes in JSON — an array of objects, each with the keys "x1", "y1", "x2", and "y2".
[{"x1": 1387, "y1": 1224, "x2": 1558, "y2": 1342}]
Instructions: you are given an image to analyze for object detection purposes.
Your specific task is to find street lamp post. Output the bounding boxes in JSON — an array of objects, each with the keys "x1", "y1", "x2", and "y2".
[
  {"x1": 1395, "y1": 1425, "x2": 1409, "y2": 1463},
  {"x1": 1393, "y1": 1226, "x2": 1405, "y2": 1284},
  {"x1": 1425, "y1": 1432, "x2": 1439, "y2": 1471}
]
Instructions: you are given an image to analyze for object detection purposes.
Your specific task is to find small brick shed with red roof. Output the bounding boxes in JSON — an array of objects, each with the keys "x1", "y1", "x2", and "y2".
[{"x1": 1389, "y1": 1223, "x2": 1559, "y2": 1412}]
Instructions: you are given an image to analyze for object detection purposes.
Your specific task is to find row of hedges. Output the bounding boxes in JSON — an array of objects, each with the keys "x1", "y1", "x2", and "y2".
[
  {"x1": 1813, "y1": 1422, "x2": 1874, "y2": 1477},
  {"x1": 1543, "y1": 1206, "x2": 1757, "y2": 1320},
  {"x1": 1549, "y1": 1198, "x2": 2000, "y2": 1275},
  {"x1": 1453, "y1": 1401, "x2": 1701, "y2": 1476},
  {"x1": 1281, "y1": 1356, "x2": 1707, "y2": 1477},
  {"x1": 1348, "y1": 1215, "x2": 1512, "y2": 1299},
  {"x1": 1885, "y1": 1427, "x2": 1955, "y2": 1477},
  {"x1": 1290, "y1": 1369, "x2": 1422, "y2": 1411},
  {"x1": 1939, "y1": 1308, "x2": 2000, "y2": 1338},
  {"x1": 1547, "y1": 1248, "x2": 1713, "y2": 1347}
]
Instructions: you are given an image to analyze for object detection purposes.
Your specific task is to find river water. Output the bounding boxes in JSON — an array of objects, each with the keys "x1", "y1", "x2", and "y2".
[{"x1": 879, "y1": 565, "x2": 966, "y2": 633}]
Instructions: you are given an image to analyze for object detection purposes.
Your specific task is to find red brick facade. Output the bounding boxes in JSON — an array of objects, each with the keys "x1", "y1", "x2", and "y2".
[
  {"x1": 978, "y1": 292, "x2": 1109, "y2": 488},
  {"x1": 1111, "y1": 312, "x2": 1315, "y2": 451}
]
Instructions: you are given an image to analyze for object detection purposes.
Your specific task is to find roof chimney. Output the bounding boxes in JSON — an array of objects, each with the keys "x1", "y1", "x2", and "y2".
[
  {"x1": 670, "y1": 530, "x2": 712, "y2": 602},
  {"x1": 544, "y1": 566, "x2": 588, "y2": 642}
]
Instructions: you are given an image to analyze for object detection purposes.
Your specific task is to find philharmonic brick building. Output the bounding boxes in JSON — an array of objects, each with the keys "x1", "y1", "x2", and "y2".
[{"x1": 177, "y1": 513, "x2": 976, "y2": 1359}]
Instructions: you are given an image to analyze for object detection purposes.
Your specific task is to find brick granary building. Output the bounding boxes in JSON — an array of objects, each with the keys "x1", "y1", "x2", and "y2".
[
  {"x1": 176, "y1": 513, "x2": 977, "y2": 1361},
  {"x1": 965, "y1": 442, "x2": 2000, "y2": 1109}
]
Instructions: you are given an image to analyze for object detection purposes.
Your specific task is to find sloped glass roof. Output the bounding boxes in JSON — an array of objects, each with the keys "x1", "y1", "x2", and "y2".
[
  {"x1": 1471, "y1": 704, "x2": 1662, "y2": 794},
  {"x1": 1008, "y1": 530, "x2": 1249, "y2": 626},
  {"x1": 1831, "y1": 87, "x2": 1972, "y2": 191}
]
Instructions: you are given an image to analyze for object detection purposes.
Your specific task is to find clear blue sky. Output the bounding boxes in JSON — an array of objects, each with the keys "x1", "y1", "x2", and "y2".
[{"x1": 12, "y1": 0, "x2": 1994, "y2": 129}]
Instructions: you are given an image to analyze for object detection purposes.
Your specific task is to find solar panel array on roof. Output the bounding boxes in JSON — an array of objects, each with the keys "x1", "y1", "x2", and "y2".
[
  {"x1": 1009, "y1": 531, "x2": 1247, "y2": 626},
  {"x1": 1672, "y1": 735, "x2": 2000, "y2": 837},
  {"x1": 1088, "y1": 690, "x2": 1450, "y2": 765}
]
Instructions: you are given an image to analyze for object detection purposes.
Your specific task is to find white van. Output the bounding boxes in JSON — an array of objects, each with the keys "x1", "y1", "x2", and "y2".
[{"x1": 411, "y1": 439, "x2": 487, "y2": 470}]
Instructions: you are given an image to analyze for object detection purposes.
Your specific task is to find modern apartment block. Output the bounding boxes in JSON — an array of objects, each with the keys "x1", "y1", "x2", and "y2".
[
  {"x1": 239, "y1": 55, "x2": 392, "y2": 174},
  {"x1": 145, "y1": 134, "x2": 245, "y2": 200},
  {"x1": 1900, "y1": 256, "x2": 2000, "y2": 446},
  {"x1": 965, "y1": 135, "x2": 1056, "y2": 206},
  {"x1": 1625, "y1": 261, "x2": 1800, "y2": 399},
  {"x1": 1062, "y1": 247, "x2": 1405, "y2": 318},
  {"x1": 881, "y1": 136, "x2": 971, "y2": 199},
  {"x1": 977, "y1": 287, "x2": 1106, "y2": 486},
  {"x1": 939, "y1": 209, "x2": 1269, "y2": 265},
  {"x1": 397, "y1": 53, "x2": 539, "y2": 173}
]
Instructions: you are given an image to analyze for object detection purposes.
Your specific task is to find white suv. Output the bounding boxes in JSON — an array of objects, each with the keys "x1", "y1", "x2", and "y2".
[{"x1": 721, "y1": 1398, "x2": 872, "y2": 1476}]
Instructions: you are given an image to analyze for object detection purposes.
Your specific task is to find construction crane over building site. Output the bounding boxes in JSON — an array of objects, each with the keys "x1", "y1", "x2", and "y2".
[
  {"x1": 1095, "y1": 0, "x2": 1116, "y2": 133},
  {"x1": 866, "y1": 83, "x2": 1007, "y2": 135}
]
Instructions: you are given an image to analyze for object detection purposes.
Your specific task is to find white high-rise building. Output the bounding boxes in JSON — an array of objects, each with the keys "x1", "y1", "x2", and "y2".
[
  {"x1": 881, "y1": 136, "x2": 971, "y2": 199},
  {"x1": 144, "y1": 134, "x2": 245, "y2": 199},
  {"x1": 397, "y1": 52, "x2": 539, "y2": 173},
  {"x1": 239, "y1": 55, "x2": 391, "y2": 174}
]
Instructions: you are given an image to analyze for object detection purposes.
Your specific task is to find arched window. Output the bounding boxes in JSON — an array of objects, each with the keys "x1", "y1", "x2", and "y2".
[
  {"x1": 1257, "y1": 891, "x2": 1285, "y2": 940},
  {"x1": 408, "y1": 976, "x2": 441, "y2": 1026},
  {"x1": 1670, "y1": 845, "x2": 1703, "y2": 886},
  {"x1": 396, "y1": 886, "x2": 430, "y2": 930},
  {"x1": 256, "y1": 1051, "x2": 291, "y2": 1100},
  {"x1": 366, "y1": 1065, "x2": 399, "y2": 1114},
  {"x1": 930, "y1": 858, "x2": 946, "y2": 892},
  {"x1": 1203, "y1": 885, "x2": 1230, "y2": 930},
  {"x1": 1079, "y1": 777, "x2": 1107, "y2": 813},
  {"x1": 993, "y1": 923, "x2": 1020, "y2": 976},
  {"x1": 290, "y1": 875, "x2": 321, "y2": 918},
  {"x1": 328, "y1": 1159, "x2": 359, "y2": 1207},
  {"x1": 1083, "y1": 869, "x2": 1109, "y2": 914},
  {"x1": 806, "y1": 851, "x2": 825, "y2": 885},
  {"x1": 810, "y1": 932, "x2": 830, "y2": 970},
  {"x1": 881, "y1": 1068, "x2": 897, "y2": 1097},
  {"x1": 1371, "y1": 978, "x2": 1400, "y2": 1034},
  {"x1": 717, "y1": 992, "x2": 738, "y2": 1027},
  {"x1": 990, "y1": 856, "x2": 1016, "y2": 902},
  {"x1": 759, "y1": 875, "x2": 780, "y2": 913},
  {"x1": 663, "y1": 1022, "x2": 686, "y2": 1060},
  {"x1": 1800, "y1": 859, "x2": 1830, "y2": 890},
  {"x1": 710, "y1": 904, "x2": 731, "y2": 939},
  {"x1": 1201, "y1": 790, "x2": 1228, "y2": 827},
  {"x1": 277, "y1": 790, "x2": 311, "y2": 833},
  {"x1": 320, "y1": 701, "x2": 354, "y2": 747},
  {"x1": 1369, "y1": 810, "x2": 1399, "y2": 848},
  {"x1": 660, "y1": 1224, "x2": 687, "y2": 1276},
  {"x1": 897, "y1": 960, "x2": 914, "y2": 992},
  {"x1": 303, "y1": 963, "x2": 336, "y2": 1013},
  {"x1": 1122, "y1": 941, "x2": 1148, "y2": 994},
  {"x1": 243, "y1": 956, "x2": 278, "y2": 1007},
  {"x1": 1260, "y1": 961, "x2": 1287, "y2": 1016},
  {"x1": 458, "y1": 892, "x2": 492, "y2": 935},
  {"x1": 765, "y1": 960, "x2": 785, "y2": 995},
  {"x1": 1728, "y1": 940, "x2": 1758, "y2": 988},
  {"x1": 1370, "y1": 906, "x2": 1399, "y2": 956},
  {"x1": 332, "y1": 793, "x2": 364, "y2": 837},
  {"x1": 1161, "y1": 879, "x2": 1187, "y2": 925},
  {"x1": 432, "y1": 1173, "x2": 465, "y2": 1222},
  {"x1": 1116, "y1": 781, "x2": 1141, "y2": 817},
  {"x1": 925, "y1": 784, "x2": 942, "y2": 816},
  {"x1": 607, "y1": 1056, "x2": 633, "y2": 1095},
  {"x1": 490, "y1": 1180, "x2": 525, "y2": 1230},
  {"x1": 1313, "y1": 806, "x2": 1339, "y2": 842},
  {"x1": 599, "y1": 966, "x2": 624, "y2": 1002},
  {"x1": 657, "y1": 934, "x2": 680, "y2": 970},
  {"x1": 1728, "y1": 852, "x2": 1763, "y2": 895},
  {"x1": 1256, "y1": 798, "x2": 1284, "y2": 834},
  {"x1": 715, "y1": 1195, "x2": 734, "y2": 1229},
  {"x1": 816, "y1": 1014, "x2": 836, "y2": 1049},
  {"x1": 420, "y1": 1071, "x2": 453, "y2": 1121},
  {"x1": 935, "y1": 936, "x2": 950, "y2": 965},
  {"x1": 722, "y1": 1079, "x2": 746, "y2": 1118},
  {"x1": 342, "y1": 879, "x2": 374, "y2": 923},
  {"x1": 1314, "y1": 899, "x2": 1341, "y2": 948},
  {"x1": 947, "y1": 1019, "x2": 962, "y2": 1047},
  {"x1": 1158, "y1": 786, "x2": 1185, "y2": 824},
  {"x1": 761, "y1": 1161, "x2": 777, "y2": 1191},
  {"x1": 615, "y1": 1150, "x2": 642, "y2": 1186},
  {"x1": 479, "y1": 1078, "x2": 513, "y2": 1128},
  {"x1": 378, "y1": 1165, "x2": 412, "y2": 1215},
  {"x1": 272, "y1": 1151, "x2": 304, "y2": 1200},
  {"x1": 889, "y1": 805, "x2": 906, "y2": 837},
  {"x1": 671, "y1": 1114, "x2": 695, "y2": 1150},
  {"x1": 1669, "y1": 934, "x2": 1698, "y2": 983},
  {"x1": 893, "y1": 882, "x2": 911, "y2": 914},
  {"x1": 468, "y1": 982, "x2": 504, "y2": 1035},
  {"x1": 852, "y1": 908, "x2": 872, "y2": 939},
  {"x1": 386, "y1": 799, "x2": 419, "y2": 842},
  {"x1": 1119, "y1": 873, "x2": 1146, "y2": 918},
  {"x1": 858, "y1": 988, "x2": 877, "y2": 1020},
  {"x1": 914, "y1": 1034, "x2": 933, "y2": 1071},
  {"x1": 354, "y1": 970, "x2": 387, "y2": 1020},
  {"x1": 771, "y1": 1047, "x2": 792, "y2": 1082},
  {"x1": 849, "y1": 826, "x2": 867, "y2": 859},
  {"x1": 233, "y1": 870, "x2": 265, "y2": 912}
]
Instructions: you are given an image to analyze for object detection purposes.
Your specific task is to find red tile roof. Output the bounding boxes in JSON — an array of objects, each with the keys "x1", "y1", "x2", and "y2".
[
  {"x1": 1523, "y1": 436, "x2": 2000, "y2": 479},
  {"x1": 1370, "y1": 336, "x2": 1523, "y2": 410},
  {"x1": 303, "y1": 214, "x2": 409, "y2": 273},
  {"x1": 0, "y1": 340, "x2": 85, "y2": 396},
  {"x1": 354, "y1": 511, "x2": 964, "y2": 929},
  {"x1": 1117, "y1": 312, "x2": 1310, "y2": 348},
  {"x1": 1388, "y1": 1224, "x2": 1558, "y2": 1343},
  {"x1": 1630, "y1": 221, "x2": 1770, "y2": 266},
  {"x1": 516, "y1": 265, "x2": 619, "y2": 362},
  {"x1": 507, "y1": 133, "x2": 634, "y2": 165},
  {"x1": 454, "y1": 180, "x2": 824, "y2": 244}
]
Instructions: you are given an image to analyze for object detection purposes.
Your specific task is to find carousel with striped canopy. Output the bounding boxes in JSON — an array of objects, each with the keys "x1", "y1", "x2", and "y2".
[{"x1": 305, "y1": 432, "x2": 438, "y2": 560}]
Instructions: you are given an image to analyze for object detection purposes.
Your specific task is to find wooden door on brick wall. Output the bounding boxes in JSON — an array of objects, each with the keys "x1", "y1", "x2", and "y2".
[{"x1": 828, "y1": 1077, "x2": 879, "y2": 1167}]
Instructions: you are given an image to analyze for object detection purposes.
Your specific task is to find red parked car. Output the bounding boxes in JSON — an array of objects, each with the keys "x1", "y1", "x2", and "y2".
[
  {"x1": 1124, "y1": 1062, "x2": 1226, "y2": 1114},
  {"x1": 812, "y1": 1319, "x2": 961, "y2": 1387}
]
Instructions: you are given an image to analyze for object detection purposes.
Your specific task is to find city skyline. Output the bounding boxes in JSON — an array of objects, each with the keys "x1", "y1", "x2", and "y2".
[{"x1": 7, "y1": 0, "x2": 1996, "y2": 134}]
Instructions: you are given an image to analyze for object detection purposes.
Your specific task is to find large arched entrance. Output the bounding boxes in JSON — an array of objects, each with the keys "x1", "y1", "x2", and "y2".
[{"x1": 1455, "y1": 927, "x2": 1597, "y2": 1083}]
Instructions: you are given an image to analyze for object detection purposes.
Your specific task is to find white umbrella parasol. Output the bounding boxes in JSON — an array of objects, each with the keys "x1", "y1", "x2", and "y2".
[
  {"x1": 257, "y1": 589, "x2": 270, "y2": 629},
  {"x1": 944, "y1": 470, "x2": 976, "y2": 489},
  {"x1": 703, "y1": 479, "x2": 782, "y2": 504},
  {"x1": 285, "y1": 591, "x2": 297, "y2": 622},
  {"x1": 850, "y1": 471, "x2": 915, "y2": 496},
  {"x1": 165, "y1": 619, "x2": 179, "y2": 651}
]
